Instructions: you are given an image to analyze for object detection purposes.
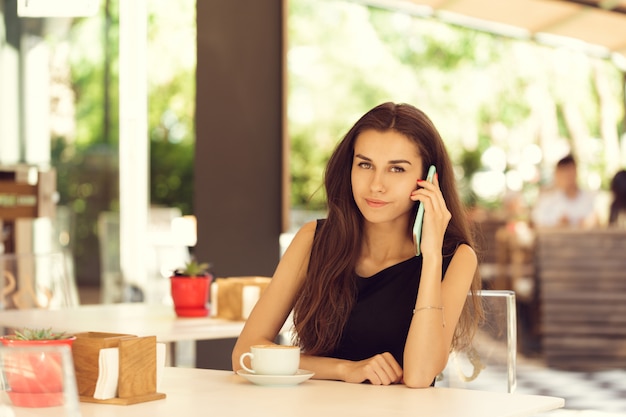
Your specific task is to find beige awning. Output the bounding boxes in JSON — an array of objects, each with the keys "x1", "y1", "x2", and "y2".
[{"x1": 360, "y1": 0, "x2": 626, "y2": 66}]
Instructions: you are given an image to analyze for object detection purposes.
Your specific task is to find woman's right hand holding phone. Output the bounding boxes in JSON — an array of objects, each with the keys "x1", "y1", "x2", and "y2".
[{"x1": 411, "y1": 172, "x2": 451, "y2": 257}]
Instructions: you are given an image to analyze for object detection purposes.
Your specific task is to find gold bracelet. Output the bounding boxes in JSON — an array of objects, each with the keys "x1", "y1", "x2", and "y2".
[
  {"x1": 413, "y1": 306, "x2": 446, "y2": 327},
  {"x1": 413, "y1": 306, "x2": 443, "y2": 313}
]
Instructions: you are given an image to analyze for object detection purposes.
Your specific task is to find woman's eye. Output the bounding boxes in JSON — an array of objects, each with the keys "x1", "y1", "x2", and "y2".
[
  {"x1": 358, "y1": 162, "x2": 372, "y2": 169},
  {"x1": 390, "y1": 166, "x2": 405, "y2": 173}
]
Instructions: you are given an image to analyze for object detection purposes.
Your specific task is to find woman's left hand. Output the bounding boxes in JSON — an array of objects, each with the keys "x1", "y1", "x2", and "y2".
[{"x1": 410, "y1": 173, "x2": 451, "y2": 256}]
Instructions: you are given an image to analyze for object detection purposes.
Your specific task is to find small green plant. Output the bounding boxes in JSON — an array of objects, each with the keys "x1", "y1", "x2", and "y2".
[
  {"x1": 173, "y1": 259, "x2": 211, "y2": 277},
  {"x1": 13, "y1": 328, "x2": 70, "y2": 341}
]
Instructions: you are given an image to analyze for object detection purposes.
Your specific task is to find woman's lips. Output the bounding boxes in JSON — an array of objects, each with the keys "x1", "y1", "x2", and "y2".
[{"x1": 365, "y1": 198, "x2": 388, "y2": 208}]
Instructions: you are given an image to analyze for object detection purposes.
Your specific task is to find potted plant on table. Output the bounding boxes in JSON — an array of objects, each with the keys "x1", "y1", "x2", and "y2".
[
  {"x1": 0, "y1": 328, "x2": 76, "y2": 408},
  {"x1": 170, "y1": 259, "x2": 213, "y2": 317}
]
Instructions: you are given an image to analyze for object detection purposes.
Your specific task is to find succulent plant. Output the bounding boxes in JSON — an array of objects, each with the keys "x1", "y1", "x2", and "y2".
[
  {"x1": 172, "y1": 259, "x2": 211, "y2": 277},
  {"x1": 13, "y1": 328, "x2": 70, "y2": 341}
]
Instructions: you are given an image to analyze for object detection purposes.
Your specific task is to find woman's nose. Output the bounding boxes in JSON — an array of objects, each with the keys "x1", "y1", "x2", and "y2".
[{"x1": 370, "y1": 173, "x2": 385, "y2": 193}]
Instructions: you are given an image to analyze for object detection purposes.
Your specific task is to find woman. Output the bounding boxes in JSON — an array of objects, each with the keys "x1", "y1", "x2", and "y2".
[{"x1": 232, "y1": 102, "x2": 482, "y2": 388}]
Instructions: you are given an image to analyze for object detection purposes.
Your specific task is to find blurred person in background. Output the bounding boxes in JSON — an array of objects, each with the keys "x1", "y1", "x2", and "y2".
[
  {"x1": 609, "y1": 169, "x2": 626, "y2": 228},
  {"x1": 531, "y1": 154, "x2": 597, "y2": 228}
]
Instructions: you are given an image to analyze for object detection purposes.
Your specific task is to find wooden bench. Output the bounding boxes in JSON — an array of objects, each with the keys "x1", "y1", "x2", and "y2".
[{"x1": 535, "y1": 229, "x2": 626, "y2": 370}]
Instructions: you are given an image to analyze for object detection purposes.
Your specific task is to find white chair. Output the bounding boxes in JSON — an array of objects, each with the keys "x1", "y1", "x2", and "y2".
[
  {"x1": 97, "y1": 209, "x2": 191, "y2": 304},
  {"x1": 97, "y1": 211, "x2": 124, "y2": 304},
  {"x1": 1, "y1": 252, "x2": 79, "y2": 310},
  {"x1": 438, "y1": 290, "x2": 517, "y2": 393}
]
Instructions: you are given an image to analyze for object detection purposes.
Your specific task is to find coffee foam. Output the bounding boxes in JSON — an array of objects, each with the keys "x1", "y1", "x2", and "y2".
[{"x1": 252, "y1": 344, "x2": 299, "y2": 349}]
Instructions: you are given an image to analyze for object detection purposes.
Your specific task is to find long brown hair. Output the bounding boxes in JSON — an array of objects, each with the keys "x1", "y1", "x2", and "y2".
[{"x1": 292, "y1": 102, "x2": 482, "y2": 355}]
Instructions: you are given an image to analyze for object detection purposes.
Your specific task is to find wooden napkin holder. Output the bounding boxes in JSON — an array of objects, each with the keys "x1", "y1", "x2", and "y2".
[
  {"x1": 213, "y1": 276, "x2": 271, "y2": 320},
  {"x1": 72, "y1": 332, "x2": 166, "y2": 405}
]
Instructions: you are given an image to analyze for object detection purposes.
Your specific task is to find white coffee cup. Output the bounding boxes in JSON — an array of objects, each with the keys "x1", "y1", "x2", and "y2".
[{"x1": 239, "y1": 344, "x2": 300, "y2": 375}]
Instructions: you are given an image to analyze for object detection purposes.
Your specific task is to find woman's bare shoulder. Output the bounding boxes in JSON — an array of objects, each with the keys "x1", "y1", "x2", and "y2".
[
  {"x1": 454, "y1": 243, "x2": 477, "y2": 265},
  {"x1": 277, "y1": 220, "x2": 318, "y2": 273},
  {"x1": 288, "y1": 220, "x2": 318, "y2": 248},
  {"x1": 445, "y1": 243, "x2": 478, "y2": 285}
]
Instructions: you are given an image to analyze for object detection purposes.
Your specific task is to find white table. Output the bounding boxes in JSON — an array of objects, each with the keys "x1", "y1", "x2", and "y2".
[
  {"x1": 6, "y1": 367, "x2": 564, "y2": 417},
  {"x1": 0, "y1": 303, "x2": 249, "y2": 367},
  {"x1": 0, "y1": 303, "x2": 245, "y2": 343}
]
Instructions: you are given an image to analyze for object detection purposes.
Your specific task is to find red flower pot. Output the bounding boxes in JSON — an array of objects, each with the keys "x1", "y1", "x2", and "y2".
[
  {"x1": 0, "y1": 336, "x2": 76, "y2": 407},
  {"x1": 170, "y1": 275, "x2": 211, "y2": 317}
]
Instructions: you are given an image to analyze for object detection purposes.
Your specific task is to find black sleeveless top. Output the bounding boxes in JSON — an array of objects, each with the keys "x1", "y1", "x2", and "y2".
[{"x1": 319, "y1": 221, "x2": 453, "y2": 367}]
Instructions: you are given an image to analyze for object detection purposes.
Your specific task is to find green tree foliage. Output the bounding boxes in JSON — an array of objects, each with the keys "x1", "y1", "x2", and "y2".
[
  {"x1": 150, "y1": 138, "x2": 194, "y2": 215},
  {"x1": 51, "y1": 7, "x2": 120, "y2": 283},
  {"x1": 50, "y1": 0, "x2": 195, "y2": 284},
  {"x1": 287, "y1": 0, "x2": 623, "y2": 213}
]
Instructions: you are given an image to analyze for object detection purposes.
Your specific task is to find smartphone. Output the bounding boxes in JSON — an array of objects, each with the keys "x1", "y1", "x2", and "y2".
[{"x1": 413, "y1": 165, "x2": 436, "y2": 256}]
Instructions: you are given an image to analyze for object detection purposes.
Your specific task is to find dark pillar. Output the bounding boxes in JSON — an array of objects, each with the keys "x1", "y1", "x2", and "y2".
[
  {"x1": 194, "y1": 1, "x2": 285, "y2": 279},
  {"x1": 194, "y1": 1, "x2": 285, "y2": 370}
]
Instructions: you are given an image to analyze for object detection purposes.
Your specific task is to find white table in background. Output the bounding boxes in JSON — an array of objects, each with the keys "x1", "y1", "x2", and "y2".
[
  {"x1": 0, "y1": 303, "x2": 247, "y2": 366},
  {"x1": 8, "y1": 367, "x2": 565, "y2": 417},
  {"x1": 0, "y1": 303, "x2": 245, "y2": 342}
]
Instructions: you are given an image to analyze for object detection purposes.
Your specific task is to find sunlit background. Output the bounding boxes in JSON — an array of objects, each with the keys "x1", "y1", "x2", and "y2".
[
  {"x1": 2, "y1": 0, "x2": 623, "y2": 284},
  {"x1": 0, "y1": 0, "x2": 626, "y2": 306},
  {"x1": 1, "y1": 1, "x2": 626, "y2": 412}
]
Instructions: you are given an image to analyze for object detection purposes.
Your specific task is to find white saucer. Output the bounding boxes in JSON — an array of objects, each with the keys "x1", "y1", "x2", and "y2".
[{"x1": 237, "y1": 369, "x2": 314, "y2": 386}]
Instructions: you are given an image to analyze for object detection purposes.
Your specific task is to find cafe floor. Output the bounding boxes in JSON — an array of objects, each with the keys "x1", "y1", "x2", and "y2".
[{"x1": 501, "y1": 354, "x2": 626, "y2": 416}]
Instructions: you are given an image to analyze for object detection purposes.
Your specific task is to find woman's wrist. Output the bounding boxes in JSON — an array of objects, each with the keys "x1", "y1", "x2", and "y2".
[
  {"x1": 420, "y1": 253, "x2": 443, "y2": 282},
  {"x1": 300, "y1": 354, "x2": 350, "y2": 382},
  {"x1": 421, "y1": 251, "x2": 442, "y2": 264}
]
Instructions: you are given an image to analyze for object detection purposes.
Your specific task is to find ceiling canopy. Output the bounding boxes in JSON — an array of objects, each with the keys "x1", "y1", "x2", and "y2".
[{"x1": 360, "y1": 0, "x2": 626, "y2": 68}]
